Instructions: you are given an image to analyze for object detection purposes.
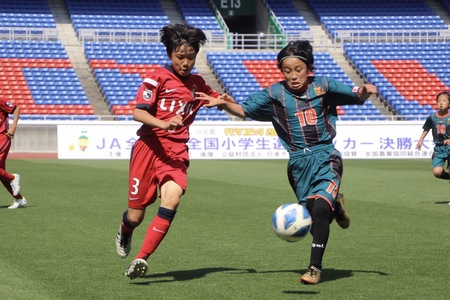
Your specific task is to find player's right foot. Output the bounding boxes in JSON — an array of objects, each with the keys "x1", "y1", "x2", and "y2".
[
  {"x1": 8, "y1": 197, "x2": 27, "y2": 209},
  {"x1": 10, "y1": 174, "x2": 20, "y2": 197},
  {"x1": 116, "y1": 227, "x2": 132, "y2": 258},
  {"x1": 335, "y1": 193, "x2": 350, "y2": 229},
  {"x1": 124, "y1": 258, "x2": 148, "y2": 279},
  {"x1": 300, "y1": 265, "x2": 321, "y2": 284}
]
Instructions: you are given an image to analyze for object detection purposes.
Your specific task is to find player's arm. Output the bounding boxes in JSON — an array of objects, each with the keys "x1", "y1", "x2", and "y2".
[
  {"x1": 416, "y1": 129, "x2": 429, "y2": 150},
  {"x1": 197, "y1": 92, "x2": 247, "y2": 118},
  {"x1": 133, "y1": 107, "x2": 183, "y2": 131},
  {"x1": 6, "y1": 105, "x2": 20, "y2": 139},
  {"x1": 357, "y1": 84, "x2": 377, "y2": 102}
]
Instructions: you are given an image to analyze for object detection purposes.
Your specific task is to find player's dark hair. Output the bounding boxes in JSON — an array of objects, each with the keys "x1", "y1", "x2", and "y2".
[
  {"x1": 277, "y1": 40, "x2": 315, "y2": 72},
  {"x1": 160, "y1": 23, "x2": 207, "y2": 55},
  {"x1": 436, "y1": 91, "x2": 450, "y2": 101}
]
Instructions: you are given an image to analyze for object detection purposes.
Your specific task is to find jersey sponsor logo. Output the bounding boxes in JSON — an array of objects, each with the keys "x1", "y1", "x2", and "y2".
[
  {"x1": 152, "y1": 227, "x2": 166, "y2": 233},
  {"x1": 165, "y1": 88, "x2": 177, "y2": 93},
  {"x1": 128, "y1": 197, "x2": 139, "y2": 201},
  {"x1": 143, "y1": 89, "x2": 152, "y2": 101}
]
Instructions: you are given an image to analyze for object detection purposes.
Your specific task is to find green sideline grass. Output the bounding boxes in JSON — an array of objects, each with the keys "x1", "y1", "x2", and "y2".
[{"x1": 0, "y1": 159, "x2": 449, "y2": 299}]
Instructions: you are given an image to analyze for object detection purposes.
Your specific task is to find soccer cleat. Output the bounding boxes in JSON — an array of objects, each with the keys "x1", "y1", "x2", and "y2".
[
  {"x1": 335, "y1": 193, "x2": 350, "y2": 229},
  {"x1": 124, "y1": 258, "x2": 148, "y2": 279},
  {"x1": 8, "y1": 197, "x2": 27, "y2": 209},
  {"x1": 10, "y1": 174, "x2": 20, "y2": 197},
  {"x1": 116, "y1": 227, "x2": 132, "y2": 258},
  {"x1": 300, "y1": 265, "x2": 321, "y2": 284}
]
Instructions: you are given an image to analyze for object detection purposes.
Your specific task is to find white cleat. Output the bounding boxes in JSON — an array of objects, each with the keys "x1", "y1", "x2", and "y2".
[
  {"x1": 8, "y1": 197, "x2": 27, "y2": 209},
  {"x1": 10, "y1": 174, "x2": 20, "y2": 197},
  {"x1": 116, "y1": 227, "x2": 132, "y2": 258},
  {"x1": 124, "y1": 258, "x2": 148, "y2": 279}
]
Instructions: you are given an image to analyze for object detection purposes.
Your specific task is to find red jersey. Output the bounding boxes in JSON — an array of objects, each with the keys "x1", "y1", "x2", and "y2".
[
  {"x1": 0, "y1": 97, "x2": 16, "y2": 134},
  {"x1": 134, "y1": 65, "x2": 220, "y2": 142}
]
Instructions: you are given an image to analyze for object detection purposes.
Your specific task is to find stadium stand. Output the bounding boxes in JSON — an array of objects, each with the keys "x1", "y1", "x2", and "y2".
[
  {"x1": 307, "y1": 0, "x2": 448, "y2": 38},
  {"x1": 64, "y1": 0, "x2": 170, "y2": 33},
  {"x1": 344, "y1": 42, "x2": 450, "y2": 120},
  {"x1": 0, "y1": 0, "x2": 56, "y2": 28},
  {"x1": 267, "y1": 0, "x2": 310, "y2": 33},
  {"x1": 0, "y1": 0, "x2": 448, "y2": 122},
  {"x1": 175, "y1": 0, "x2": 224, "y2": 34},
  {"x1": 0, "y1": 40, "x2": 95, "y2": 120}
]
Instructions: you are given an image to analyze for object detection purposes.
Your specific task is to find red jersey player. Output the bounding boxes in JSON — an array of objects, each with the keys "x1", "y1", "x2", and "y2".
[
  {"x1": 0, "y1": 97, "x2": 26, "y2": 209},
  {"x1": 115, "y1": 23, "x2": 221, "y2": 279}
]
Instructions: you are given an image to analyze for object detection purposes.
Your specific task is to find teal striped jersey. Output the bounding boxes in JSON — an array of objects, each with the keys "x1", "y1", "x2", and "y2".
[
  {"x1": 422, "y1": 111, "x2": 450, "y2": 145},
  {"x1": 242, "y1": 76, "x2": 363, "y2": 152}
]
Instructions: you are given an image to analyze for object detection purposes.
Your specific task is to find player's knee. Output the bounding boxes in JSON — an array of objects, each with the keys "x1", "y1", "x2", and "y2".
[{"x1": 432, "y1": 167, "x2": 443, "y2": 178}]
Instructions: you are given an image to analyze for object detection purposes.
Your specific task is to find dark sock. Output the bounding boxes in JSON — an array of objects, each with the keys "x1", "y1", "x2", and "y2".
[
  {"x1": 309, "y1": 199, "x2": 331, "y2": 270},
  {"x1": 439, "y1": 171, "x2": 450, "y2": 179}
]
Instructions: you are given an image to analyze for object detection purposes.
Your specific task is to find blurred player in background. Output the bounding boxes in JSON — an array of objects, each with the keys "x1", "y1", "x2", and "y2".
[
  {"x1": 199, "y1": 40, "x2": 377, "y2": 285},
  {"x1": 115, "y1": 23, "x2": 221, "y2": 279},
  {"x1": 0, "y1": 97, "x2": 26, "y2": 209},
  {"x1": 416, "y1": 91, "x2": 450, "y2": 186}
]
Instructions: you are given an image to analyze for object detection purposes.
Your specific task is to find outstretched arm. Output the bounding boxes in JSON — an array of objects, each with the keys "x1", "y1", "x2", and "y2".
[
  {"x1": 357, "y1": 84, "x2": 377, "y2": 101},
  {"x1": 197, "y1": 92, "x2": 247, "y2": 119}
]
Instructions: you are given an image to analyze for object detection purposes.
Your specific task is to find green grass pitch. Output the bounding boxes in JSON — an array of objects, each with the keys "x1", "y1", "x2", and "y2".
[{"x1": 0, "y1": 158, "x2": 449, "y2": 299}]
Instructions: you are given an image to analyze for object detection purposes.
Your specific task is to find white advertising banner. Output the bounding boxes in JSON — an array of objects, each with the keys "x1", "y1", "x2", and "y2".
[{"x1": 57, "y1": 121, "x2": 433, "y2": 159}]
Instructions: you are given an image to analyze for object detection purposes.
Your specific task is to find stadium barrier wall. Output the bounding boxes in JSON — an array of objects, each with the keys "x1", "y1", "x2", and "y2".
[{"x1": 11, "y1": 121, "x2": 432, "y2": 160}]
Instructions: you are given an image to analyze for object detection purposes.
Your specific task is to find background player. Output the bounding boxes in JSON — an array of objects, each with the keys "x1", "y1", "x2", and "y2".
[
  {"x1": 115, "y1": 23, "x2": 222, "y2": 279},
  {"x1": 199, "y1": 40, "x2": 377, "y2": 285},
  {"x1": 416, "y1": 91, "x2": 450, "y2": 181},
  {"x1": 0, "y1": 96, "x2": 26, "y2": 209}
]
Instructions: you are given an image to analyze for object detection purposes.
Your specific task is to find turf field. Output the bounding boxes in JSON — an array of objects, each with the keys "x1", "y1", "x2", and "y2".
[{"x1": 0, "y1": 158, "x2": 449, "y2": 299}]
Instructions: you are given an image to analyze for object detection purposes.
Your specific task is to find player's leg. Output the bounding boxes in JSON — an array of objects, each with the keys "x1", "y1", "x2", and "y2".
[
  {"x1": 117, "y1": 139, "x2": 156, "y2": 258},
  {"x1": 0, "y1": 137, "x2": 21, "y2": 200},
  {"x1": 431, "y1": 147, "x2": 450, "y2": 179},
  {"x1": 125, "y1": 181, "x2": 182, "y2": 279},
  {"x1": 133, "y1": 180, "x2": 182, "y2": 261},
  {"x1": 301, "y1": 197, "x2": 331, "y2": 284},
  {"x1": 329, "y1": 150, "x2": 349, "y2": 229}
]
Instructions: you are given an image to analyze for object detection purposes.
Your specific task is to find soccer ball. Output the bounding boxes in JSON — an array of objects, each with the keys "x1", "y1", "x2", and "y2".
[{"x1": 272, "y1": 203, "x2": 312, "y2": 242}]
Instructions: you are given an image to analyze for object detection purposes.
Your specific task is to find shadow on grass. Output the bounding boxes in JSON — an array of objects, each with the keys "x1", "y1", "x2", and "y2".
[
  {"x1": 132, "y1": 267, "x2": 258, "y2": 285},
  {"x1": 132, "y1": 267, "x2": 388, "y2": 287},
  {"x1": 434, "y1": 201, "x2": 450, "y2": 205}
]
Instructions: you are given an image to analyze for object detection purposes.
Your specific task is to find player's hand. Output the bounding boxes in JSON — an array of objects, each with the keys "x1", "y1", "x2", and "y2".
[
  {"x1": 162, "y1": 115, "x2": 183, "y2": 131},
  {"x1": 416, "y1": 142, "x2": 422, "y2": 150},
  {"x1": 196, "y1": 92, "x2": 223, "y2": 108}
]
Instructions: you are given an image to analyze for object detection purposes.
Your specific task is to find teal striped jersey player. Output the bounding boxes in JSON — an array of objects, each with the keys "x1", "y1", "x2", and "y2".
[
  {"x1": 242, "y1": 76, "x2": 364, "y2": 152},
  {"x1": 421, "y1": 111, "x2": 450, "y2": 146}
]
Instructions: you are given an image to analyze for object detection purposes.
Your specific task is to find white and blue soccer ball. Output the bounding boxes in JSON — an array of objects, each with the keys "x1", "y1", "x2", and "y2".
[{"x1": 272, "y1": 203, "x2": 312, "y2": 242}]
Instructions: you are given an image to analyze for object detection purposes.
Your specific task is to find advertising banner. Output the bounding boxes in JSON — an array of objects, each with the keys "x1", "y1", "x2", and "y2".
[{"x1": 57, "y1": 121, "x2": 432, "y2": 159}]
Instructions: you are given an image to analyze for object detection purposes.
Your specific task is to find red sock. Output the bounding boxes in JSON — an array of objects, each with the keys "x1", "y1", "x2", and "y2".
[{"x1": 135, "y1": 215, "x2": 171, "y2": 260}]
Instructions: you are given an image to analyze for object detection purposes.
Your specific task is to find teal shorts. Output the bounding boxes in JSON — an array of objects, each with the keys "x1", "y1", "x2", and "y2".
[
  {"x1": 431, "y1": 145, "x2": 450, "y2": 169},
  {"x1": 287, "y1": 143, "x2": 343, "y2": 209}
]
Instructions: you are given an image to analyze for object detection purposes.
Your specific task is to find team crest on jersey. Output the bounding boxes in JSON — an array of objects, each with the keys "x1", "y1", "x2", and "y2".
[
  {"x1": 6, "y1": 101, "x2": 12, "y2": 107},
  {"x1": 314, "y1": 86, "x2": 325, "y2": 96},
  {"x1": 143, "y1": 89, "x2": 153, "y2": 101}
]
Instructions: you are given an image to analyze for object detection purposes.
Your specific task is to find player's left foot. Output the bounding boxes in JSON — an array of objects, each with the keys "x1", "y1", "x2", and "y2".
[
  {"x1": 124, "y1": 258, "x2": 148, "y2": 279},
  {"x1": 8, "y1": 197, "x2": 27, "y2": 209},
  {"x1": 335, "y1": 193, "x2": 350, "y2": 229},
  {"x1": 300, "y1": 265, "x2": 321, "y2": 284},
  {"x1": 10, "y1": 174, "x2": 20, "y2": 197}
]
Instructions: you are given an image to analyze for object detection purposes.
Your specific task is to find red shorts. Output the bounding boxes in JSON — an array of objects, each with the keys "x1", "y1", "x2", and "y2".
[{"x1": 127, "y1": 135, "x2": 189, "y2": 209}]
